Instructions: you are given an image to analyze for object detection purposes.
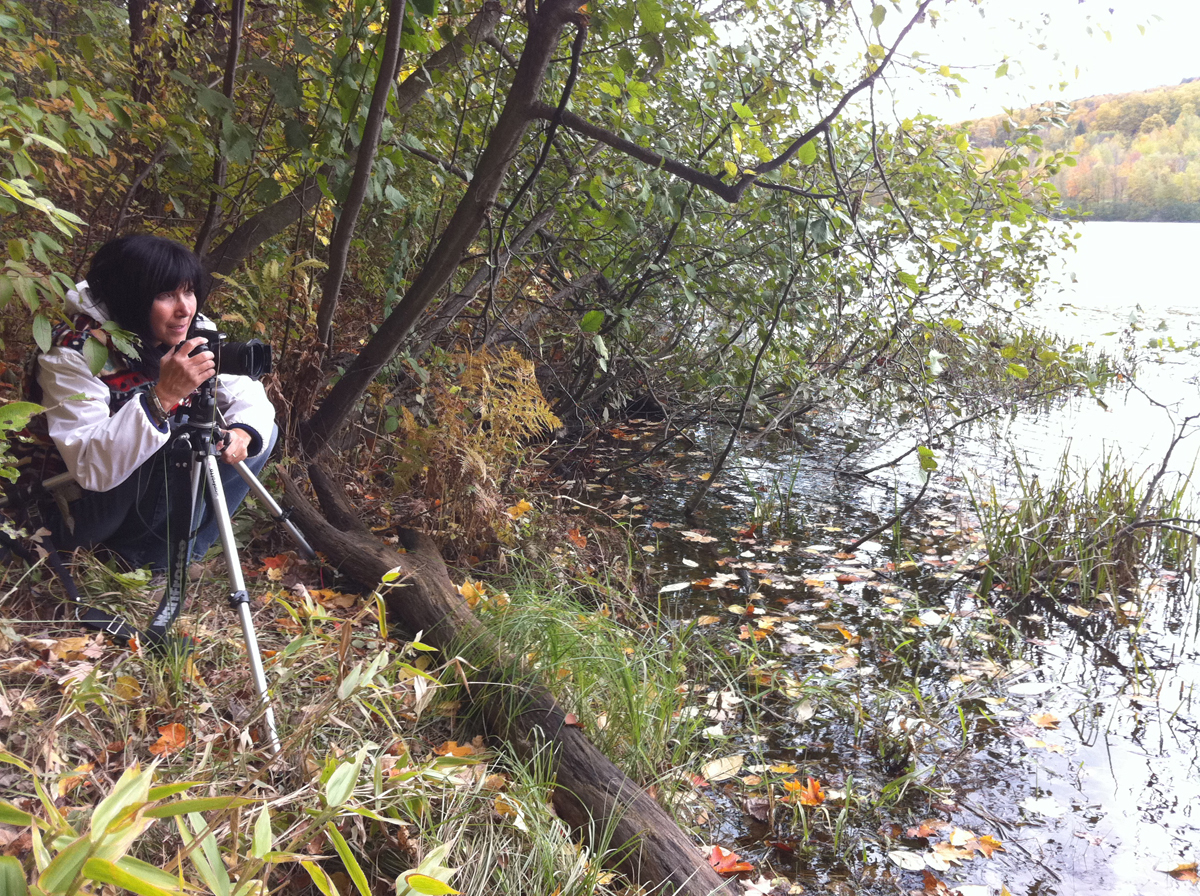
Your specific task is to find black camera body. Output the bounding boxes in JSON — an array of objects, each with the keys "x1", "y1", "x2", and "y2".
[{"x1": 187, "y1": 316, "x2": 272, "y2": 380}]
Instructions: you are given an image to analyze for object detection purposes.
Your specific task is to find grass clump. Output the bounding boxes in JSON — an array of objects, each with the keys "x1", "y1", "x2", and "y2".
[{"x1": 970, "y1": 446, "x2": 1199, "y2": 605}]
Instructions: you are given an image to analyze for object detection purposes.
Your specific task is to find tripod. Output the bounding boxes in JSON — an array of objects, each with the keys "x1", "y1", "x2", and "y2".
[{"x1": 156, "y1": 375, "x2": 313, "y2": 757}]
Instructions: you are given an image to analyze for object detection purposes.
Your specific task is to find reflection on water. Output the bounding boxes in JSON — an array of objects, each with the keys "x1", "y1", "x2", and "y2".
[{"x1": 620, "y1": 222, "x2": 1200, "y2": 894}]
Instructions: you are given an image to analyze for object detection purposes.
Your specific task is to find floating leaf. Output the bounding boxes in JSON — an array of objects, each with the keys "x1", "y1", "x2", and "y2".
[
  {"x1": 1029, "y1": 712, "x2": 1059, "y2": 730},
  {"x1": 701, "y1": 754, "x2": 743, "y2": 782},
  {"x1": 1019, "y1": 796, "x2": 1066, "y2": 818},
  {"x1": 707, "y1": 845, "x2": 753, "y2": 875},
  {"x1": 888, "y1": 850, "x2": 925, "y2": 871}
]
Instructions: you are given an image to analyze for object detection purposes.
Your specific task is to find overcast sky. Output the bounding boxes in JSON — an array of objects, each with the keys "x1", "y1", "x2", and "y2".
[{"x1": 888, "y1": 0, "x2": 1200, "y2": 121}]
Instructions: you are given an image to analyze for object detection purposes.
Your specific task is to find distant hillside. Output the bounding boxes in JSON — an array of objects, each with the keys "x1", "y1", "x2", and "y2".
[{"x1": 968, "y1": 80, "x2": 1200, "y2": 221}]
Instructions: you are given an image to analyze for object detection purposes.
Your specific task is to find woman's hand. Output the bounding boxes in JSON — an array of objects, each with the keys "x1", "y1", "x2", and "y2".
[
  {"x1": 218, "y1": 428, "x2": 253, "y2": 465},
  {"x1": 155, "y1": 336, "x2": 215, "y2": 408}
]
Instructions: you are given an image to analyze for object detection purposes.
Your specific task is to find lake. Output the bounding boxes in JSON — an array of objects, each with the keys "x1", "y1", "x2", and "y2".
[{"x1": 609, "y1": 221, "x2": 1200, "y2": 895}]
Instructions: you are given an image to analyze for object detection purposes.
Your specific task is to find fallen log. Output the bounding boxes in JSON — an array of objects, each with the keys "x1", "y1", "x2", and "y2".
[{"x1": 279, "y1": 463, "x2": 727, "y2": 896}]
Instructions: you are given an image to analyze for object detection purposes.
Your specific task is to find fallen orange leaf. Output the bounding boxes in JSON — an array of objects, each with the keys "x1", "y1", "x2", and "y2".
[
  {"x1": 149, "y1": 723, "x2": 188, "y2": 756},
  {"x1": 434, "y1": 740, "x2": 475, "y2": 757},
  {"x1": 1030, "y1": 712, "x2": 1060, "y2": 729},
  {"x1": 566, "y1": 528, "x2": 588, "y2": 549},
  {"x1": 797, "y1": 776, "x2": 825, "y2": 806},
  {"x1": 1166, "y1": 862, "x2": 1198, "y2": 883},
  {"x1": 707, "y1": 845, "x2": 753, "y2": 875},
  {"x1": 57, "y1": 762, "x2": 95, "y2": 797},
  {"x1": 968, "y1": 834, "x2": 1006, "y2": 858}
]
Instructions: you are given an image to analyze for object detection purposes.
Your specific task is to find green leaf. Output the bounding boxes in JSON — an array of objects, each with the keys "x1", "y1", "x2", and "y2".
[
  {"x1": 995, "y1": 62, "x2": 1009, "y2": 78},
  {"x1": 870, "y1": 5, "x2": 885, "y2": 27},
  {"x1": 99, "y1": 321, "x2": 139, "y2": 359},
  {"x1": 796, "y1": 140, "x2": 817, "y2": 165},
  {"x1": 83, "y1": 857, "x2": 180, "y2": 896},
  {"x1": 32, "y1": 314, "x2": 51, "y2": 354},
  {"x1": 116, "y1": 857, "x2": 185, "y2": 893},
  {"x1": 0, "y1": 856, "x2": 26, "y2": 896},
  {"x1": 111, "y1": 101, "x2": 135, "y2": 131},
  {"x1": 637, "y1": 0, "x2": 665, "y2": 33},
  {"x1": 251, "y1": 807, "x2": 272, "y2": 859},
  {"x1": 37, "y1": 835, "x2": 92, "y2": 893},
  {"x1": 176, "y1": 814, "x2": 231, "y2": 896},
  {"x1": 916, "y1": 446, "x2": 938, "y2": 472},
  {"x1": 82, "y1": 337, "x2": 107, "y2": 376},
  {"x1": 324, "y1": 748, "x2": 368, "y2": 808},
  {"x1": 1005, "y1": 363, "x2": 1029, "y2": 379},
  {"x1": 144, "y1": 797, "x2": 256, "y2": 819},
  {"x1": 867, "y1": 43, "x2": 885, "y2": 58},
  {"x1": 400, "y1": 873, "x2": 460, "y2": 896},
  {"x1": 301, "y1": 861, "x2": 338, "y2": 896},
  {"x1": 579, "y1": 310, "x2": 604, "y2": 333},
  {"x1": 0, "y1": 401, "x2": 43, "y2": 432},
  {"x1": 410, "y1": 0, "x2": 438, "y2": 17},
  {"x1": 146, "y1": 782, "x2": 199, "y2": 802},
  {"x1": 326, "y1": 824, "x2": 371, "y2": 896},
  {"x1": 731, "y1": 101, "x2": 752, "y2": 120},
  {"x1": 91, "y1": 765, "x2": 153, "y2": 837}
]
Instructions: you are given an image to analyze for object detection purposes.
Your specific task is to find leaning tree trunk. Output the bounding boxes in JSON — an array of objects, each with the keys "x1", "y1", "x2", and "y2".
[{"x1": 279, "y1": 464, "x2": 727, "y2": 896}]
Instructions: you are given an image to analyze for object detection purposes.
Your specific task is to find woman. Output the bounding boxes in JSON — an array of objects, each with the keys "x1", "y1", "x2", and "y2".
[{"x1": 21, "y1": 233, "x2": 276, "y2": 571}]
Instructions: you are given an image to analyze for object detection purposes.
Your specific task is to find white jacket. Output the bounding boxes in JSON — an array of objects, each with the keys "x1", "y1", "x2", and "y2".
[{"x1": 36, "y1": 282, "x2": 275, "y2": 493}]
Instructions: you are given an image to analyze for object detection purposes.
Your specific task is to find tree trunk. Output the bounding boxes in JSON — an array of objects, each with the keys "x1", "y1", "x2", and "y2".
[
  {"x1": 194, "y1": 0, "x2": 248, "y2": 259},
  {"x1": 300, "y1": 0, "x2": 585, "y2": 456},
  {"x1": 315, "y1": 0, "x2": 408, "y2": 346},
  {"x1": 278, "y1": 464, "x2": 726, "y2": 896}
]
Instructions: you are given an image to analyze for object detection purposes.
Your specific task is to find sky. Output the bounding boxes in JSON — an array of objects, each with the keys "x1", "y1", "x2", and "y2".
[{"x1": 888, "y1": 0, "x2": 1200, "y2": 121}]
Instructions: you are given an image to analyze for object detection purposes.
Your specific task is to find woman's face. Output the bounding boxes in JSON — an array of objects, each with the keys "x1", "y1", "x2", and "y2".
[{"x1": 148, "y1": 284, "x2": 196, "y2": 347}]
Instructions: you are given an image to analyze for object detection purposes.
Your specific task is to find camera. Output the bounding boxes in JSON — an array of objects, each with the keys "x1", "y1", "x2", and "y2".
[{"x1": 187, "y1": 316, "x2": 272, "y2": 380}]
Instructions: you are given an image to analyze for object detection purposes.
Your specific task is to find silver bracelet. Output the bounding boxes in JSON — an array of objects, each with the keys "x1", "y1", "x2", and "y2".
[{"x1": 145, "y1": 389, "x2": 169, "y2": 427}]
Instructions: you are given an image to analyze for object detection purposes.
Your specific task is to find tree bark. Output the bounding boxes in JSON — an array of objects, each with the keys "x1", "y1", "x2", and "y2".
[
  {"x1": 194, "y1": 0, "x2": 248, "y2": 260},
  {"x1": 279, "y1": 464, "x2": 727, "y2": 896},
  {"x1": 128, "y1": 0, "x2": 157, "y2": 104},
  {"x1": 315, "y1": 0, "x2": 408, "y2": 346},
  {"x1": 300, "y1": 0, "x2": 587, "y2": 456},
  {"x1": 199, "y1": 177, "x2": 325, "y2": 296}
]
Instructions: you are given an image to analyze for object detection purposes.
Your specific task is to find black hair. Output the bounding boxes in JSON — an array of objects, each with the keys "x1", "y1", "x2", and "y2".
[{"x1": 85, "y1": 234, "x2": 205, "y2": 347}]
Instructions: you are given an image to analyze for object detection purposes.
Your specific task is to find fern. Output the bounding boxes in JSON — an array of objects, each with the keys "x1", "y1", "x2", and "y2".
[{"x1": 391, "y1": 349, "x2": 560, "y2": 557}]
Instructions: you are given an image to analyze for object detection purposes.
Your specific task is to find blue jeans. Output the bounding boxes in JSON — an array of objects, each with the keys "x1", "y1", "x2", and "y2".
[{"x1": 50, "y1": 425, "x2": 278, "y2": 571}]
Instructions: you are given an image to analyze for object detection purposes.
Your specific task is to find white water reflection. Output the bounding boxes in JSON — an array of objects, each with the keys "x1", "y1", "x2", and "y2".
[
  {"x1": 1002, "y1": 221, "x2": 1200, "y2": 478},
  {"x1": 964, "y1": 221, "x2": 1200, "y2": 895}
]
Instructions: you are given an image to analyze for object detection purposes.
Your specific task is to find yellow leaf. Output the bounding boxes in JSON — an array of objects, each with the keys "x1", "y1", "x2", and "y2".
[
  {"x1": 458, "y1": 581, "x2": 484, "y2": 608},
  {"x1": 114, "y1": 676, "x2": 142, "y2": 701},
  {"x1": 506, "y1": 499, "x2": 533, "y2": 520}
]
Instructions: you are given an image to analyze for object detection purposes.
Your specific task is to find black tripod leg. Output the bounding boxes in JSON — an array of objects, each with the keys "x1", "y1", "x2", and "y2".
[{"x1": 203, "y1": 453, "x2": 282, "y2": 755}]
